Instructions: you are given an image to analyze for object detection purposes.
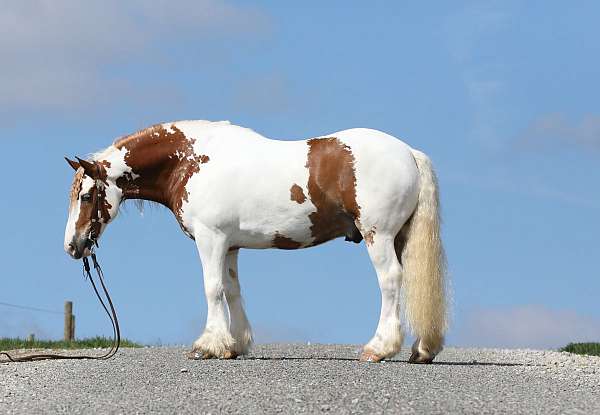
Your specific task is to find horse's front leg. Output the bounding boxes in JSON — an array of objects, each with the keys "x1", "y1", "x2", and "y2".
[{"x1": 188, "y1": 227, "x2": 236, "y2": 359}]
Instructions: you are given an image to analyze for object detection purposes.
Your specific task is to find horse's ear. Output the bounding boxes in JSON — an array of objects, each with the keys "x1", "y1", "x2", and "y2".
[
  {"x1": 65, "y1": 157, "x2": 81, "y2": 171},
  {"x1": 75, "y1": 157, "x2": 97, "y2": 179}
]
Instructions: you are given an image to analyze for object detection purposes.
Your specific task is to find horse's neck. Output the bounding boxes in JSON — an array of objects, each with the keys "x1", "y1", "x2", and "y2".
[{"x1": 108, "y1": 125, "x2": 193, "y2": 210}]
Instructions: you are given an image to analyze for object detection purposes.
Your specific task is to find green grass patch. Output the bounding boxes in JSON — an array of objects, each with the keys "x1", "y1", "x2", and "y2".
[
  {"x1": 560, "y1": 342, "x2": 600, "y2": 357},
  {"x1": 0, "y1": 336, "x2": 142, "y2": 351}
]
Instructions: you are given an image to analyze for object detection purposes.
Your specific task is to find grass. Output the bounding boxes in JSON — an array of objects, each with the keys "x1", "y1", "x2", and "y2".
[
  {"x1": 0, "y1": 336, "x2": 142, "y2": 351},
  {"x1": 560, "y1": 342, "x2": 600, "y2": 357}
]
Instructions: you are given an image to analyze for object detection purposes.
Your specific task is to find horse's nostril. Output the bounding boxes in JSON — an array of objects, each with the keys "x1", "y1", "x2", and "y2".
[{"x1": 68, "y1": 243, "x2": 75, "y2": 250}]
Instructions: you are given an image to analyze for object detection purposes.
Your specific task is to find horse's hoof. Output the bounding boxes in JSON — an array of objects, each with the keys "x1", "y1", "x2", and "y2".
[
  {"x1": 359, "y1": 350, "x2": 384, "y2": 363},
  {"x1": 408, "y1": 350, "x2": 434, "y2": 364},
  {"x1": 222, "y1": 350, "x2": 238, "y2": 360},
  {"x1": 187, "y1": 351, "x2": 212, "y2": 360},
  {"x1": 186, "y1": 350, "x2": 238, "y2": 360}
]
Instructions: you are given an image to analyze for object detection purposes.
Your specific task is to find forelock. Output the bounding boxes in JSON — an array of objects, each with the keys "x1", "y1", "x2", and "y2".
[{"x1": 69, "y1": 168, "x2": 85, "y2": 207}]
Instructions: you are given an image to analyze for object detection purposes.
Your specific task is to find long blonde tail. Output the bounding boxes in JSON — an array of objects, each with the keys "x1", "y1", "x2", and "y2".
[{"x1": 401, "y1": 149, "x2": 448, "y2": 348}]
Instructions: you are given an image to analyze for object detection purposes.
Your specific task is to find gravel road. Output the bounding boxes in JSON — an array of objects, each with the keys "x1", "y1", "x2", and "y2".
[{"x1": 1, "y1": 344, "x2": 599, "y2": 414}]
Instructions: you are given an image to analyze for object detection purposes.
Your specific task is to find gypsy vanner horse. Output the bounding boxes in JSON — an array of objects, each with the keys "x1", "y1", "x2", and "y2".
[{"x1": 64, "y1": 120, "x2": 447, "y2": 363}]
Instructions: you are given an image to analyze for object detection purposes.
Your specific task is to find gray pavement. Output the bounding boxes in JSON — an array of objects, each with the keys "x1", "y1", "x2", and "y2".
[{"x1": 1, "y1": 344, "x2": 600, "y2": 414}]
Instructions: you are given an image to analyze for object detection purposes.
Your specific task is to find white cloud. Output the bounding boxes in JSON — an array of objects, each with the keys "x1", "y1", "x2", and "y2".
[
  {"x1": 443, "y1": 4, "x2": 512, "y2": 147},
  {"x1": 518, "y1": 113, "x2": 600, "y2": 151},
  {"x1": 444, "y1": 5, "x2": 509, "y2": 65},
  {"x1": 455, "y1": 305, "x2": 600, "y2": 349},
  {"x1": 0, "y1": 0, "x2": 269, "y2": 114}
]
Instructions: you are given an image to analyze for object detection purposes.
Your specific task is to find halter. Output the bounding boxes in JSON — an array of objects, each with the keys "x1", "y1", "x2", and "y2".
[
  {"x1": 87, "y1": 168, "x2": 107, "y2": 249},
  {"x1": 0, "y1": 162, "x2": 121, "y2": 363}
]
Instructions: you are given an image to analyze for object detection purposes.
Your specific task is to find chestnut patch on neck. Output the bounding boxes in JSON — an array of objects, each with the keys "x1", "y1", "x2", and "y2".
[
  {"x1": 290, "y1": 183, "x2": 307, "y2": 204},
  {"x1": 114, "y1": 124, "x2": 210, "y2": 235},
  {"x1": 305, "y1": 137, "x2": 361, "y2": 245},
  {"x1": 273, "y1": 232, "x2": 302, "y2": 250}
]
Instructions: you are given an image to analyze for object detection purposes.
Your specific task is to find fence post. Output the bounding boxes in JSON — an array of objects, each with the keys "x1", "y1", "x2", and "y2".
[
  {"x1": 71, "y1": 314, "x2": 76, "y2": 340},
  {"x1": 64, "y1": 301, "x2": 73, "y2": 341}
]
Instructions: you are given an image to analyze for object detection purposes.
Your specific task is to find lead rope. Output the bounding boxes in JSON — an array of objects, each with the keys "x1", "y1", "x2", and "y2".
[{"x1": 0, "y1": 253, "x2": 121, "y2": 363}]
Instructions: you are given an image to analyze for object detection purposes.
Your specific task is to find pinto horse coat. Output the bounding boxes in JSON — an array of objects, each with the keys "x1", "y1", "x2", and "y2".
[{"x1": 64, "y1": 120, "x2": 448, "y2": 363}]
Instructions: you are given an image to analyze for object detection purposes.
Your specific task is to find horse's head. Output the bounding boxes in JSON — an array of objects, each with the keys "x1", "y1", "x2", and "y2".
[{"x1": 64, "y1": 157, "x2": 121, "y2": 259}]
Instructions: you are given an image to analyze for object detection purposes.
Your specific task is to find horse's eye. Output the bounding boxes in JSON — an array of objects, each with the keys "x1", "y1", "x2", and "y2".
[{"x1": 81, "y1": 193, "x2": 92, "y2": 202}]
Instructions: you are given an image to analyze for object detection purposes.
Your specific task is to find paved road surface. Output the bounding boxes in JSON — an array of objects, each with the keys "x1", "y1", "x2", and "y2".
[{"x1": 1, "y1": 344, "x2": 599, "y2": 414}]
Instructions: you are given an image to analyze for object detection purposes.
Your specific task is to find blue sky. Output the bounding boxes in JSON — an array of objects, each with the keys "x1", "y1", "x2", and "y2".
[{"x1": 1, "y1": 1, "x2": 599, "y2": 349}]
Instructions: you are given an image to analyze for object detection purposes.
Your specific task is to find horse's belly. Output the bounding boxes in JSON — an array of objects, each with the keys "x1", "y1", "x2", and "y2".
[
  {"x1": 231, "y1": 208, "x2": 360, "y2": 250},
  {"x1": 182, "y1": 175, "x2": 357, "y2": 250},
  {"x1": 232, "y1": 202, "x2": 317, "y2": 249}
]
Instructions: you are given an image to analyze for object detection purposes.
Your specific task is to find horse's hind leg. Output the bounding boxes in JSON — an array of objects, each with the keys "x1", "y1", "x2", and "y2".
[
  {"x1": 223, "y1": 250, "x2": 253, "y2": 356},
  {"x1": 360, "y1": 232, "x2": 404, "y2": 362}
]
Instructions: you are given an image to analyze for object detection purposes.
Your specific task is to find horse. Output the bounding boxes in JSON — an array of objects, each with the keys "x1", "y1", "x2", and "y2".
[{"x1": 64, "y1": 120, "x2": 448, "y2": 363}]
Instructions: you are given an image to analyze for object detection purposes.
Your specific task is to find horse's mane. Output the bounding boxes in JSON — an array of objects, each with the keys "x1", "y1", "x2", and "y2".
[
  {"x1": 91, "y1": 120, "x2": 232, "y2": 162},
  {"x1": 112, "y1": 124, "x2": 163, "y2": 150},
  {"x1": 119, "y1": 198, "x2": 162, "y2": 216}
]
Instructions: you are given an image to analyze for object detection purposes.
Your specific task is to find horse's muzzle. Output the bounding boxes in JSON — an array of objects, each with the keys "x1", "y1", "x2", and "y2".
[{"x1": 65, "y1": 239, "x2": 92, "y2": 259}]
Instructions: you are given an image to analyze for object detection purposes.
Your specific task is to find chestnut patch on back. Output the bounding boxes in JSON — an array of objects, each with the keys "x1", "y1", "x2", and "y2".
[
  {"x1": 305, "y1": 137, "x2": 361, "y2": 245},
  {"x1": 273, "y1": 232, "x2": 302, "y2": 250},
  {"x1": 114, "y1": 124, "x2": 210, "y2": 235},
  {"x1": 290, "y1": 184, "x2": 307, "y2": 204}
]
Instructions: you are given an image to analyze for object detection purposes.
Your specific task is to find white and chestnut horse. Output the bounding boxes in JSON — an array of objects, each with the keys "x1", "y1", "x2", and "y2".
[{"x1": 64, "y1": 120, "x2": 447, "y2": 363}]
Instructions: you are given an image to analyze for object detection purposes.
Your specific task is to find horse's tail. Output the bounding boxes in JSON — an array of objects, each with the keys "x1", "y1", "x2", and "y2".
[{"x1": 399, "y1": 148, "x2": 448, "y2": 358}]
